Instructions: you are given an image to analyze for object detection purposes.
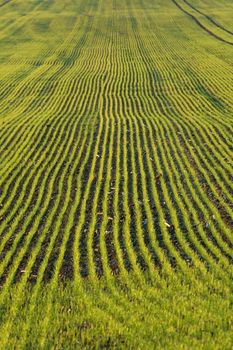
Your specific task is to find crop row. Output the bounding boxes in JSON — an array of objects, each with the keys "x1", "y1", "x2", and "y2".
[{"x1": 0, "y1": 0, "x2": 232, "y2": 345}]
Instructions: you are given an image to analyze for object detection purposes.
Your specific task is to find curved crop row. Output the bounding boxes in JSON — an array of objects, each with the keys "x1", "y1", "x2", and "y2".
[{"x1": 0, "y1": 4, "x2": 232, "y2": 344}]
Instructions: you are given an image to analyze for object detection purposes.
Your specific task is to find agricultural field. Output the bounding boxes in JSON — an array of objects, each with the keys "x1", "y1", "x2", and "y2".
[{"x1": 0, "y1": 0, "x2": 233, "y2": 348}]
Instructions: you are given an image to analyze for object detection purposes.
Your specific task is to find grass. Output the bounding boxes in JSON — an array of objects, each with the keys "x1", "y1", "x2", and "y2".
[
  {"x1": 0, "y1": 0, "x2": 233, "y2": 348},
  {"x1": 1, "y1": 269, "x2": 233, "y2": 349}
]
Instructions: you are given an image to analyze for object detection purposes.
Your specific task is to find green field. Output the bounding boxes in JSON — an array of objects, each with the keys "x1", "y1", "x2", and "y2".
[{"x1": 0, "y1": 0, "x2": 233, "y2": 348}]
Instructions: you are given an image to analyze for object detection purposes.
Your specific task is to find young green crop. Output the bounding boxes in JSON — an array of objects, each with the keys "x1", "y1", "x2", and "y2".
[{"x1": 0, "y1": 0, "x2": 232, "y2": 348}]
